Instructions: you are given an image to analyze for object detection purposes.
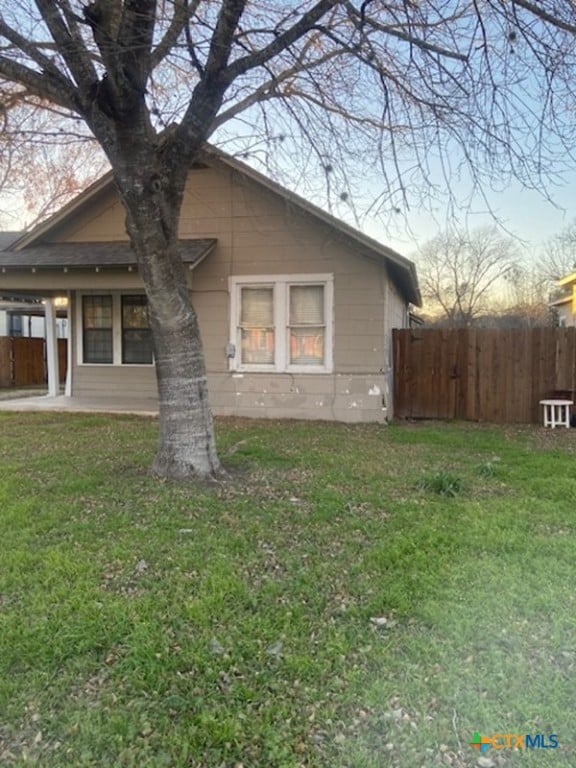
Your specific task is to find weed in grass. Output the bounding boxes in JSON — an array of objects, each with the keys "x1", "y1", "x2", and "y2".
[
  {"x1": 477, "y1": 457, "x2": 501, "y2": 478},
  {"x1": 418, "y1": 469, "x2": 463, "y2": 497}
]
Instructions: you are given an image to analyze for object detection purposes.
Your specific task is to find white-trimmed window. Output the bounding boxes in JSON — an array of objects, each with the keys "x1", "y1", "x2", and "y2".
[
  {"x1": 78, "y1": 293, "x2": 153, "y2": 365},
  {"x1": 82, "y1": 295, "x2": 113, "y2": 363},
  {"x1": 229, "y1": 275, "x2": 333, "y2": 372}
]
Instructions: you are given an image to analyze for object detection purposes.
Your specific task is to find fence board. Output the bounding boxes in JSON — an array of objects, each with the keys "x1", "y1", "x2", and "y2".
[
  {"x1": 393, "y1": 328, "x2": 576, "y2": 424},
  {"x1": 58, "y1": 339, "x2": 67, "y2": 384},
  {"x1": 0, "y1": 337, "x2": 11, "y2": 388},
  {"x1": 12, "y1": 337, "x2": 45, "y2": 386},
  {"x1": 0, "y1": 337, "x2": 68, "y2": 388}
]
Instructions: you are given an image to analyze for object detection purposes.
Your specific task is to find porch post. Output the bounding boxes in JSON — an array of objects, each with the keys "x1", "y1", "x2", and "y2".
[
  {"x1": 44, "y1": 297, "x2": 59, "y2": 397},
  {"x1": 65, "y1": 291, "x2": 72, "y2": 397}
]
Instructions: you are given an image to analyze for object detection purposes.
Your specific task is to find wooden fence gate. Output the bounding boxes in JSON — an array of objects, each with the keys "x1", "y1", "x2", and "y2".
[
  {"x1": 0, "y1": 337, "x2": 68, "y2": 388},
  {"x1": 393, "y1": 327, "x2": 576, "y2": 424}
]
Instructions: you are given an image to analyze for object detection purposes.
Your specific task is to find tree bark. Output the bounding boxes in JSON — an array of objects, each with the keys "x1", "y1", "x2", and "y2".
[
  {"x1": 113, "y1": 150, "x2": 221, "y2": 480},
  {"x1": 150, "y1": 293, "x2": 221, "y2": 480}
]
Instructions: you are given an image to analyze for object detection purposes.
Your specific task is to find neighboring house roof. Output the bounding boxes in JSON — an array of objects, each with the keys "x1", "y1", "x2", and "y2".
[
  {"x1": 1, "y1": 147, "x2": 420, "y2": 305},
  {"x1": 557, "y1": 270, "x2": 576, "y2": 287},
  {"x1": 0, "y1": 240, "x2": 216, "y2": 270},
  {"x1": 549, "y1": 270, "x2": 576, "y2": 309}
]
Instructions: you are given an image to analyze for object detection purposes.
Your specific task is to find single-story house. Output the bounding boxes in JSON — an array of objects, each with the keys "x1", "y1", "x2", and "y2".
[
  {"x1": 551, "y1": 270, "x2": 576, "y2": 327},
  {"x1": 0, "y1": 146, "x2": 420, "y2": 422}
]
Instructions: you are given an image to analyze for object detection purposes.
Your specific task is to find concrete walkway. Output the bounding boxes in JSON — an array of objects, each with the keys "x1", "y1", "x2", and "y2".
[{"x1": 0, "y1": 393, "x2": 158, "y2": 416}]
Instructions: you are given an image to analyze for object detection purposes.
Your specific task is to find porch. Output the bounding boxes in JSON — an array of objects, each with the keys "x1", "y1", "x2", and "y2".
[{"x1": 0, "y1": 392, "x2": 158, "y2": 415}]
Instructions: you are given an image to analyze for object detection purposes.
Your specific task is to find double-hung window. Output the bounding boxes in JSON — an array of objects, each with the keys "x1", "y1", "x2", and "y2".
[
  {"x1": 79, "y1": 293, "x2": 153, "y2": 365},
  {"x1": 82, "y1": 295, "x2": 113, "y2": 363},
  {"x1": 230, "y1": 275, "x2": 333, "y2": 372},
  {"x1": 239, "y1": 286, "x2": 275, "y2": 365}
]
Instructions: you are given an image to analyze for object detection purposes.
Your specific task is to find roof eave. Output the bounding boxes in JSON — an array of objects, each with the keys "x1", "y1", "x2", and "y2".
[
  {"x1": 550, "y1": 296, "x2": 572, "y2": 307},
  {"x1": 557, "y1": 271, "x2": 576, "y2": 287},
  {"x1": 0, "y1": 239, "x2": 217, "y2": 271}
]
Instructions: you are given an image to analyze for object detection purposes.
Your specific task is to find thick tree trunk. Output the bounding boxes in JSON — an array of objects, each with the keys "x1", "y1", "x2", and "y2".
[
  {"x1": 150, "y1": 294, "x2": 221, "y2": 480},
  {"x1": 119, "y1": 169, "x2": 221, "y2": 481},
  {"x1": 143, "y1": 238, "x2": 221, "y2": 480}
]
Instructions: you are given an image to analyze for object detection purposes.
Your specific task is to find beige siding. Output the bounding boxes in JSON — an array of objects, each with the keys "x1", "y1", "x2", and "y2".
[
  {"x1": 5, "y1": 157, "x2": 410, "y2": 423},
  {"x1": 208, "y1": 372, "x2": 386, "y2": 423},
  {"x1": 73, "y1": 365, "x2": 157, "y2": 401},
  {"x1": 46, "y1": 188, "x2": 127, "y2": 243}
]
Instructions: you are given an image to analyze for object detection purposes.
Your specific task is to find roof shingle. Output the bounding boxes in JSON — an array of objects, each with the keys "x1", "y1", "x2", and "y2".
[{"x1": 0, "y1": 239, "x2": 216, "y2": 269}]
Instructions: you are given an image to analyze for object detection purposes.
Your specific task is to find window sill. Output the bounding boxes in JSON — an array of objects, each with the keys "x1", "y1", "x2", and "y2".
[
  {"x1": 230, "y1": 367, "x2": 332, "y2": 375},
  {"x1": 79, "y1": 363, "x2": 155, "y2": 367}
]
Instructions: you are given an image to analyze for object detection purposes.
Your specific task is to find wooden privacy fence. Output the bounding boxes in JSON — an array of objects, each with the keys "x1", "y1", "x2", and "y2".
[
  {"x1": 0, "y1": 337, "x2": 67, "y2": 388},
  {"x1": 393, "y1": 327, "x2": 576, "y2": 424}
]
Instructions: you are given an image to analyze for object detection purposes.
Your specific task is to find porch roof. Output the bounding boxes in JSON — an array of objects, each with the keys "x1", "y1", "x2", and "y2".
[{"x1": 0, "y1": 239, "x2": 217, "y2": 270}]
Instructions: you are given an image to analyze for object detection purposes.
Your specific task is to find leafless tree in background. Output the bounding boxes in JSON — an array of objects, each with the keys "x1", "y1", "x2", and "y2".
[
  {"x1": 539, "y1": 220, "x2": 576, "y2": 285},
  {"x1": 416, "y1": 227, "x2": 521, "y2": 326}
]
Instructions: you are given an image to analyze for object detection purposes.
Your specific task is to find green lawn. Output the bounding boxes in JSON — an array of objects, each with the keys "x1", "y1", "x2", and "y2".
[{"x1": 0, "y1": 413, "x2": 575, "y2": 767}]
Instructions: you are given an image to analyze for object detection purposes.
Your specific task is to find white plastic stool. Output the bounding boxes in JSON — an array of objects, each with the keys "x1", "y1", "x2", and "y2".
[{"x1": 539, "y1": 399, "x2": 573, "y2": 428}]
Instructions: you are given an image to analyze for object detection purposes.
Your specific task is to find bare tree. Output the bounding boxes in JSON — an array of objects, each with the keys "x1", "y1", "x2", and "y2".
[
  {"x1": 0, "y1": 1, "x2": 575, "y2": 478},
  {"x1": 501, "y1": 262, "x2": 553, "y2": 326},
  {"x1": 416, "y1": 228, "x2": 521, "y2": 326},
  {"x1": 539, "y1": 220, "x2": 576, "y2": 285}
]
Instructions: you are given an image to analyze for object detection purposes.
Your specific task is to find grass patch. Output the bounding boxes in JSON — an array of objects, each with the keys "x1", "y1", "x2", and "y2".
[{"x1": 0, "y1": 414, "x2": 575, "y2": 766}]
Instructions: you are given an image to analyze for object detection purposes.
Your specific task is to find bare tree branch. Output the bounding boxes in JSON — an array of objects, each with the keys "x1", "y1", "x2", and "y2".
[
  {"x1": 508, "y1": 0, "x2": 576, "y2": 35},
  {"x1": 152, "y1": 0, "x2": 194, "y2": 68},
  {"x1": 34, "y1": 0, "x2": 97, "y2": 91},
  {"x1": 205, "y1": 0, "x2": 248, "y2": 80},
  {"x1": 345, "y1": 2, "x2": 469, "y2": 62},
  {"x1": 224, "y1": 0, "x2": 340, "y2": 81},
  {"x1": 0, "y1": 56, "x2": 77, "y2": 110}
]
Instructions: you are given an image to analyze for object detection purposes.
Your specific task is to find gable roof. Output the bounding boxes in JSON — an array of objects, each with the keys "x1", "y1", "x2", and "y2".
[
  {"x1": 557, "y1": 270, "x2": 576, "y2": 287},
  {"x1": 550, "y1": 270, "x2": 576, "y2": 311},
  {"x1": 3, "y1": 147, "x2": 420, "y2": 305}
]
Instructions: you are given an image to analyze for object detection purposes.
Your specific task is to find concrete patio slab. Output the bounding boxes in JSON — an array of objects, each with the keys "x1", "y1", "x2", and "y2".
[{"x1": 0, "y1": 394, "x2": 158, "y2": 416}]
